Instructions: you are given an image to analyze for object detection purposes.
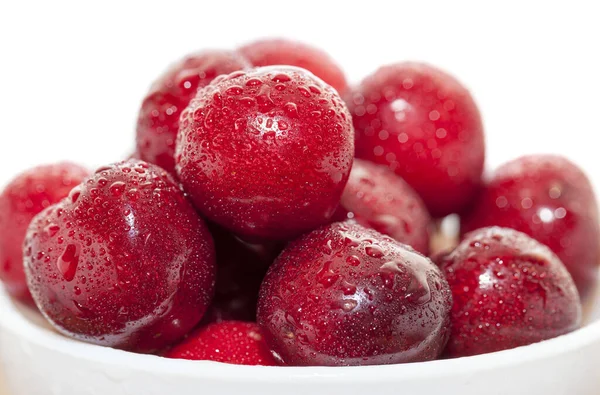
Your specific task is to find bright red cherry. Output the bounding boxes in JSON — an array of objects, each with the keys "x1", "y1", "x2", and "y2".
[
  {"x1": 23, "y1": 160, "x2": 216, "y2": 352},
  {"x1": 202, "y1": 224, "x2": 280, "y2": 323},
  {"x1": 176, "y1": 66, "x2": 354, "y2": 241},
  {"x1": 0, "y1": 163, "x2": 88, "y2": 302},
  {"x1": 136, "y1": 50, "x2": 249, "y2": 173},
  {"x1": 335, "y1": 159, "x2": 431, "y2": 254},
  {"x1": 239, "y1": 38, "x2": 347, "y2": 93},
  {"x1": 461, "y1": 155, "x2": 600, "y2": 301},
  {"x1": 165, "y1": 321, "x2": 277, "y2": 366},
  {"x1": 258, "y1": 222, "x2": 452, "y2": 366},
  {"x1": 347, "y1": 62, "x2": 485, "y2": 217},
  {"x1": 439, "y1": 227, "x2": 582, "y2": 357}
]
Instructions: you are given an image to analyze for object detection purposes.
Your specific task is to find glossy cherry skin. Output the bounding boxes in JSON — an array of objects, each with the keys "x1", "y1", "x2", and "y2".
[
  {"x1": 439, "y1": 227, "x2": 582, "y2": 358},
  {"x1": 257, "y1": 222, "x2": 452, "y2": 366},
  {"x1": 347, "y1": 62, "x2": 485, "y2": 217},
  {"x1": 165, "y1": 321, "x2": 277, "y2": 365},
  {"x1": 176, "y1": 66, "x2": 354, "y2": 241},
  {"x1": 23, "y1": 160, "x2": 216, "y2": 352},
  {"x1": 136, "y1": 50, "x2": 249, "y2": 173},
  {"x1": 335, "y1": 159, "x2": 431, "y2": 254},
  {"x1": 239, "y1": 39, "x2": 347, "y2": 94},
  {"x1": 0, "y1": 163, "x2": 88, "y2": 302},
  {"x1": 461, "y1": 155, "x2": 600, "y2": 301},
  {"x1": 202, "y1": 224, "x2": 280, "y2": 323}
]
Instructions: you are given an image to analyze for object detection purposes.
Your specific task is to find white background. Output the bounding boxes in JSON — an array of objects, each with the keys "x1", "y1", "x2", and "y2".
[
  {"x1": 0, "y1": 3, "x2": 599, "y2": 393},
  {"x1": 0, "y1": 1, "x2": 599, "y2": 189}
]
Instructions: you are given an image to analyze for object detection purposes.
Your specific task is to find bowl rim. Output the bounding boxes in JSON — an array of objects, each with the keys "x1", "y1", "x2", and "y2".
[{"x1": 1, "y1": 286, "x2": 599, "y2": 382}]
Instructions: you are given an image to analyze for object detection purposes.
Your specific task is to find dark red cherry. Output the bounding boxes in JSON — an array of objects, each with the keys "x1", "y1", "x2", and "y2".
[
  {"x1": 136, "y1": 50, "x2": 249, "y2": 173},
  {"x1": 258, "y1": 222, "x2": 451, "y2": 366},
  {"x1": 335, "y1": 159, "x2": 431, "y2": 254},
  {"x1": 165, "y1": 321, "x2": 277, "y2": 366},
  {"x1": 23, "y1": 160, "x2": 216, "y2": 352},
  {"x1": 347, "y1": 62, "x2": 485, "y2": 217},
  {"x1": 239, "y1": 38, "x2": 347, "y2": 93},
  {"x1": 0, "y1": 162, "x2": 88, "y2": 302},
  {"x1": 176, "y1": 66, "x2": 354, "y2": 240},
  {"x1": 462, "y1": 155, "x2": 600, "y2": 301},
  {"x1": 439, "y1": 227, "x2": 582, "y2": 357}
]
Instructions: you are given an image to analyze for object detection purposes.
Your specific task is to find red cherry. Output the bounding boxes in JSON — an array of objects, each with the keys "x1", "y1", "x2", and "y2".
[
  {"x1": 203, "y1": 224, "x2": 281, "y2": 323},
  {"x1": 239, "y1": 38, "x2": 347, "y2": 94},
  {"x1": 257, "y1": 222, "x2": 451, "y2": 366},
  {"x1": 335, "y1": 159, "x2": 431, "y2": 254},
  {"x1": 347, "y1": 62, "x2": 485, "y2": 217},
  {"x1": 136, "y1": 50, "x2": 249, "y2": 173},
  {"x1": 461, "y1": 155, "x2": 600, "y2": 301},
  {"x1": 23, "y1": 160, "x2": 216, "y2": 352},
  {"x1": 176, "y1": 66, "x2": 354, "y2": 241},
  {"x1": 440, "y1": 227, "x2": 582, "y2": 358},
  {"x1": 165, "y1": 321, "x2": 277, "y2": 366},
  {"x1": 0, "y1": 163, "x2": 88, "y2": 303}
]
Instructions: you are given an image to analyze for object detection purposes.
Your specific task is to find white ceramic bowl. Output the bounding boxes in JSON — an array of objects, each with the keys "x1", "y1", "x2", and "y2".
[{"x1": 1, "y1": 281, "x2": 600, "y2": 395}]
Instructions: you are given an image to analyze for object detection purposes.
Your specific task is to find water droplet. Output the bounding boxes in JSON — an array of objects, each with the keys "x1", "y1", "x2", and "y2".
[
  {"x1": 346, "y1": 255, "x2": 361, "y2": 266},
  {"x1": 245, "y1": 78, "x2": 263, "y2": 87},
  {"x1": 203, "y1": 109, "x2": 215, "y2": 129},
  {"x1": 271, "y1": 74, "x2": 291, "y2": 83},
  {"x1": 278, "y1": 120, "x2": 289, "y2": 130},
  {"x1": 109, "y1": 182, "x2": 125, "y2": 196},
  {"x1": 57, "y1": 244, "x2": 80, "y2": 281},
  {"x1": 297, "y1": 86, "x2": 311, "y2": 97},
  {"x1": 70, "y1": 189, "x2": 81, "y2": 203},
  {"x1": 226, "y1": 86, "x2": 243, "y2": 96},
  {"x1": 365, "y1": 246, "x2": 385, "y2": 258},
  {"x1": 341, "y1": 299, "x2": 358, "y2": 312},
  {"x1": 284, "y1": 102, "x2": 298, "y2": 117},
  {"x1": 341, "y1": 281, "x2": 357, "y2": 295},
  {"x1": 239, "y1": 97, "x2": 256, "y2": 107},
  {"x1": 127, "y1": 189, "x2": 140, "y2": 201},
  {"x1": 309, "y1": 85, "x2": 321, "y2": 95},
  {"x1": 44, "y1": 224, "x2": 60, "y2": 237}
]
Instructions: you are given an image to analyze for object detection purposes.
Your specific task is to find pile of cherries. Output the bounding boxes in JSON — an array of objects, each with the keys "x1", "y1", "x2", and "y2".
[{"x1": 1, "y1": 38, "x2": 598, "y2": 367}]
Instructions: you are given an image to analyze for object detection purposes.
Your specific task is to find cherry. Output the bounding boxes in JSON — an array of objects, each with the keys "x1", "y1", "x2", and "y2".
[
  {"x1": 239, "y1": 38, "x2": 347, "y2": 94},
  {"x1": 0, "y1": 163, "x2": 88, "y2": 303},
  {"x1": 335, "y1": 159, "x2": 431, "y2": 254},
  {"x1": 23, "y1": 160, "x2": 216, "y2": 352},
  {"x1": 176, "y1": 66, "x2": 354, "y2": 241},
  {"x1": 461, "y1": 155, "x2": 600, "y2": 301},
  {"x1": 439, "y1": 227, "x2": 582, "y2": 358},
  {"x1": 165, "y1": 321, "x2": 277, "y2": 365},
  {"x1": 347, "y1": 62, "x2": 485, "y2": 217},
  {"x1": 257, "y1": 222, "x2": 451, "y2": 366},
  {"x1": 136, "y1": 50, "x2": 249, "y2": 173},
  {"x1": 202, "y1": 224, "x2": 280, "y2": 324}
]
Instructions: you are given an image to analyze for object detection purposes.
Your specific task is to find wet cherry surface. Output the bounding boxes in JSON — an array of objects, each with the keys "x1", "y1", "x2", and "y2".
[
  {"x1": 346, "y1": 62, "x2": 485, "y2": 217},
  {"x1": 461, "y1": 155, "x2": 600, "y2": 301},
  {"x1": 0, "y1": 163, "x2": 88, "y2": 303},
  {"x1": 165, "y1": 321, "x2": 277, "y2": 366},
  {"x1": 136, "y1": 50, "x2": 249, "y2": 173},
  {"x1": 202, "y1": 224, "x2": 281, "y2": 324},
  {"x1": 257, "y1": 222, "x2": 451, "y2": 366},
  {"x1": 23, "y1": 160, "x2": 216, "y2": 352},
  {"x1": 239, "y1": 38, "x2": 348, "y2": 94},
  {"x1": 439, "y1": 227, "x2": 582, "y2": 358},
  {"x1": 176, "y1": 66, "x2": 354, "y2": 241},
  {"x1": 335, "y1": 159, "x2": 431, "y2": 254}
]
